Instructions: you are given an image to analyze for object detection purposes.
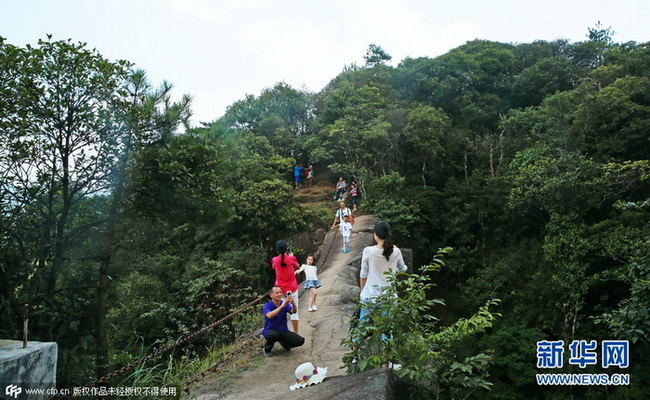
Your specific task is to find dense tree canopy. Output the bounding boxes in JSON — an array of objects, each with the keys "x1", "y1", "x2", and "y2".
[{"x1": 1, "y1": 28, "x2": 649, "y2": 398}]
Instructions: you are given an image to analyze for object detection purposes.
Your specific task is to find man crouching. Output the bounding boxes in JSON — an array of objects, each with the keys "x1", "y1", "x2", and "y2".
[{"x1": 262, "y1": 286, "x2": 305, "y2": 356}]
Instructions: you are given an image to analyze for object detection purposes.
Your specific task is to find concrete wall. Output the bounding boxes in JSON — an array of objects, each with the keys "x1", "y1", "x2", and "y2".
[{"x1": 0, "y1": 340, "x2": 57, "y2": 400}]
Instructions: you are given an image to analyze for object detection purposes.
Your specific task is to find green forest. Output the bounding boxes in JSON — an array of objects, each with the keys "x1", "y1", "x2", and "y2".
[{"x1": 1, "y1": 22, "x2": 649, "y2": 399}]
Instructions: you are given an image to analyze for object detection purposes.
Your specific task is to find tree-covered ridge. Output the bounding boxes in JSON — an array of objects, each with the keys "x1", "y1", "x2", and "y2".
[
  {"x1": 217, "y1": 35, "x2": 649, "y2": 397},
  {"x1": 1, "y1": 27, "x2": 649, "y2": 398},
  {"x1": 0, "y1": 36, "x2": 318, "y2": 386}
]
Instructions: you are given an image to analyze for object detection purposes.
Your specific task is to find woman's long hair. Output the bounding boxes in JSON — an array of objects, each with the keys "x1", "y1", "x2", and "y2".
[
  {"x1": 374, "y1": 221, "x2": 393, "y2": 261},
  {"x1": 276, "y1": 240, "x2": 288, "y2": 267}
]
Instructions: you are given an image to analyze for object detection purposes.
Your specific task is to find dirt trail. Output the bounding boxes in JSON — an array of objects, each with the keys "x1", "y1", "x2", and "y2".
[
  {"x1": 191, "y1": 214, "x2": 377, "y2": 400},
  {"x1": 293, "y1": 180, "x2": 337, "y2": 206}
]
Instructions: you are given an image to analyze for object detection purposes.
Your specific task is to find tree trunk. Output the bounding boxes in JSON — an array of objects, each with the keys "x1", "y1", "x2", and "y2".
[
  {"x1": 46, "y1": 151, "x2": 71, "y2": 341},
  {"x1": 464, "y1": 153, "x2": 469, "y2": 181},
  {"x1": 421, "y1": 161, "x2": 427, "y2": 187},
  {"x1": 489, "y1": 145, "x2": 495, "y2": 177},
  {"x1": 96, "y1": 163, "x2": 127, "y2": 378},
  {"x1": 0, "y1": 267, "x2": 20, "y2": 338}
]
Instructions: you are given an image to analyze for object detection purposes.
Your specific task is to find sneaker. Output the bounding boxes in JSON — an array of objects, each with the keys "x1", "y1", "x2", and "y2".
[
  {"x1": 308, "y1": 306, "x2": 314, "y2": 312},
  {"x1": 351, "y1": 358, "x2": 358, "y2": 365},
  {"x1": 263, "y1": 349, "x2": 272, "y2": 356},
  {"x1": 388, "y1": 362, "x2": 402, "y2": 371},
  {"x1": 312, "y1": 305, "x2": 317, "y2": 311}
]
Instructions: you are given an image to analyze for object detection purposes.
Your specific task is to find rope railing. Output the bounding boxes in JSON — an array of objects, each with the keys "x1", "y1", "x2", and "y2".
[
  {"x1": 171, "y1": 339, "x2": 251, "y2": 394},
  {"x1": 172, "y1": 227, "x2": 342, "y2": 396},
  {"x1": 95, "y1": 294, "x2": 266, "y2": 386},
  {"x1": 51, "y1": 222, "x2": 344, "y2": 398},
  {"x1": 48, "y1": 293, "x2": 267, "y2": 399}
]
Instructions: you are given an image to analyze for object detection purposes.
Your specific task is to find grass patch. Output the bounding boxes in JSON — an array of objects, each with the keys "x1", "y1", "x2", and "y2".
[{"x1": 182, "y1": 338, "x2": 266, "y2": 399}]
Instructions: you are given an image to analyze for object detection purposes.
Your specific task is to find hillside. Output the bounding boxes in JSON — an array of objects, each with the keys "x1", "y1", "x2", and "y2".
[{"x1": 188, "y1": 215, "x2": 378, "y2": 399}]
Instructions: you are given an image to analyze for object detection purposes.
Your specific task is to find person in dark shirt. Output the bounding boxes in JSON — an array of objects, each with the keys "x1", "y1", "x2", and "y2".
[{"x1": 262, "y1": 286, "x2": 305, "y2": 356}]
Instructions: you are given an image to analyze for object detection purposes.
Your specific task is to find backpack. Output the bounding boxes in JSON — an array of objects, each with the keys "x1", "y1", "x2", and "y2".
[{"x1": 337, "y1": 208, "x2": 354, "y2": 224}]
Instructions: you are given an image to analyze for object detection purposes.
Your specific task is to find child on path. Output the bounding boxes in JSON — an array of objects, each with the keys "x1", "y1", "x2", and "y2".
[
  {"x1": 331, "y1": 201, "x2": 354, "y2": 251},
  {"x1": 350, "y1": 183, "x2": 358, "y2": 212},
  {"x1": 295, "y1": 255, "x2": 321, "y2": 311},
  {"x1": 340, "y1": 214, "x2": 353, "y2": 253}
]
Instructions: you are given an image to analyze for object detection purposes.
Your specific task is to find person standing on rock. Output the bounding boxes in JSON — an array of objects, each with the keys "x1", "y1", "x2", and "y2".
[
  {"x1": 358, "y1": 221, "x2": 407, "y2": 368},
  {"x1": 271, "y1": 240, "x2": 301, "y2": 333},
  {"x1": 360, "y1": 221, "x2": 407, "y2": 299},
  {"x1": 349, "y1": 183, "x2": 359, "y2": 212},
  {"x1": 331, "y1": 201, "x2": 353, "y2": 228},
  {"x1": 295, "y1": 254, "x2": 322, "y2": 311},
  {"x1": 331, "y1": 201, "x2": 354, "y2": 250},
  {"x1": 294, "y1": 163, "x2": 304, "y2": 189},
  {"x1": 262, "y1": 286, "x2": 305, "y2": 356},
  {"x1": 340, "y1": 214, "x2": 353, "y2": 253},
  {"x1": 306, "y1": 163, "x2": 314, "y2": 187}
]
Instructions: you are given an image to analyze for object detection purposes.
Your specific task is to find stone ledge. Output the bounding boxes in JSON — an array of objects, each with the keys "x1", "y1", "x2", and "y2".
[
  {"x1": 272, "y1": 367, "x2": 396, "y2": 400},
  {"x1": 0, "y1": 340, "x2": 57, "y2": 400}
]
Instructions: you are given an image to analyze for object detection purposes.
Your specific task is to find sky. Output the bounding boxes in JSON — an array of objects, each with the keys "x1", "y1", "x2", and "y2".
[{"x1": 2, "y1": 0, "x2": 650, "y2": 127}]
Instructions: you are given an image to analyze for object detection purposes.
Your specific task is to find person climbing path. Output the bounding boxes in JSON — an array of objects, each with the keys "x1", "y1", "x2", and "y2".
[
  {"x1": 340, "y1": 214, "x2": 353, "y2": 253},
  {"x1": 331, "y1": 201, "x2": 354, "y2": 251}
]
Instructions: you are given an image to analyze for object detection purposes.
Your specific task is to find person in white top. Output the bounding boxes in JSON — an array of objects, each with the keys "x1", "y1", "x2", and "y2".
[
  {"x1": 340, "y1": 215, "x2": 353, "y2": 253},
  {"x1": 334, "y1": 177, "x2": 347, "y2": 200},
  {"x1": 331, "y1": 201, "x2": 354, "y2": 251},
  {"x1": 331, "y1": 201, "x2": 353, "y2": 228},
  {"x1": 358, "y1": 221, "x2": 407, "y2": 370},
  {"x1": 359, "y1": 221, "x2": 407, "y2": 302},
  {"x1": 295, "y1": 255, "x2": 322, "y2": 311}
]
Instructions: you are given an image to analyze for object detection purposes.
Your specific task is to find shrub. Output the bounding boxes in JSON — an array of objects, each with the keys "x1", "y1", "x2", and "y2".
[{"x1": 342, "y1": 248, "x2": 501, "y2": 399}]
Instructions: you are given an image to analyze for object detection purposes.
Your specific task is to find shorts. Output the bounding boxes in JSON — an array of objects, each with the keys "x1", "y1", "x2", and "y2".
[
  {"x1": 288, "y1": 292, "x2": 299, "y2": 320},
  {"x1": 305, "y1": 280, "x2": 322, "y2": 289},
  {"x1": 351, "y1": 196, "x2": 357, "y2": 205},
  {"x1": 295, "y1": 175, "x2": 302, "y2": 182}
]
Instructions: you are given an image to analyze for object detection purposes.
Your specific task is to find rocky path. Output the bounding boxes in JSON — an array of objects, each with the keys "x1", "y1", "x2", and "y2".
[{"x1": 191, "y1": 214, "x2": 377, "y2": 400}]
